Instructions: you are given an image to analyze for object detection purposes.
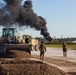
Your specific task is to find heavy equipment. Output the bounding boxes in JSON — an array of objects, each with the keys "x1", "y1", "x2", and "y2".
[
  {"x1": 1, "y1": 27, "x2": 32, "y2": 54},
  {"x1": 2, "y1": 28, "x2": 20, "y2": 44},
  {"x1": 20, "y1": 34, "x2": 39, "y2": 51}
]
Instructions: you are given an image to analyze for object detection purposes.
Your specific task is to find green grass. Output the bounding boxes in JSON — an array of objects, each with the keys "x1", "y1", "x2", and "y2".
[
  {"x1": 46, "y1": 44, "x2": 62, "y2": 48},
  {"x1": 45, "y1": 44, "x2": 76, "y2": 50}
]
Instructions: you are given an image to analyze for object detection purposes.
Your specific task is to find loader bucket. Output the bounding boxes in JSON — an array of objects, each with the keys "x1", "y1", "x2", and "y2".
[{"x1": 6, "y1": 44, "x2": 32, "y2": 54}]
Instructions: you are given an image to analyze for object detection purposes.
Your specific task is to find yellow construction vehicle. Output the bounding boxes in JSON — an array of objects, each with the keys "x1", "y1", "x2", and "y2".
[
  {"x1": 1, "y1": 27, "x2": 32, "y2": 54},
  {"x1": 20, "y1": 34, "x2": 39, "y2": 51}
]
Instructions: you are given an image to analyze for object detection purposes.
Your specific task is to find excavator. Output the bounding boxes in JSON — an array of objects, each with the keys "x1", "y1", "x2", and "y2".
[{"x1": 1, "y1": 27, "x2": 32, "y2": 54}]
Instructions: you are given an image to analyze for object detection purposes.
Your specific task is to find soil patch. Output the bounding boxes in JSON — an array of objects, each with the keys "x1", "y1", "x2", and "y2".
[
  {"x1": 33, "y1": 55, "x2": 76, "y2": 67},
  {"x1": 0, "y1": 59, "x2": 69, "y2": 75},
  {"x1": 0, "y1": 50, "x2": 32, "y2": 58},
  {"x1": 33, "y1": 55, "x2": 76, "y2": 75},
  {"x1": 0, "y1": 50, "x2": 70, "y2": 75}
]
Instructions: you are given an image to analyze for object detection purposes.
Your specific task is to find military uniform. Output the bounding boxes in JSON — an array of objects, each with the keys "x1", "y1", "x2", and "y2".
[
  {"x1": 39, "y1": 41, "x2": 46, "y2": 61},
  {"x1": 62, "y1": 42, "x2": 67, "y2": 57}
]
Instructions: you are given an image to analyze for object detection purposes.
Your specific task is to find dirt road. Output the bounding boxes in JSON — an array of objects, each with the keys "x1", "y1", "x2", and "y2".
[{"x1": 31, "y1": 48, "x2": 76, "y2": 75}]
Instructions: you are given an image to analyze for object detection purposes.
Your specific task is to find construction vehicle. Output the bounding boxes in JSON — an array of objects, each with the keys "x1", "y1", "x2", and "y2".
[
  {"x1": 20, "y1": 34, "x2": 39, "y2": 51},
  {"x1": 1, "y1": 27, "x2": 32, "y2": 54},
  {"x1": 2, "y1": 28, "x2": 21, "y2": 44}
]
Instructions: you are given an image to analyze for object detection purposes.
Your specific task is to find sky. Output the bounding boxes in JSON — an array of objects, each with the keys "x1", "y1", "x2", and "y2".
[{"x1": 0, "y1": 0, "x2": 76, "y2": 38}]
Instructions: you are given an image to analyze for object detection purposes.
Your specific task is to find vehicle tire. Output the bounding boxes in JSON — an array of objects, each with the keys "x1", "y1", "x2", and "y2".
[
  {"x1": 35, "y1": 44, "x2": 39, "y2": 51},
  {"x1": 32, "y1": 45, "x2": 35, "y2": 51}
]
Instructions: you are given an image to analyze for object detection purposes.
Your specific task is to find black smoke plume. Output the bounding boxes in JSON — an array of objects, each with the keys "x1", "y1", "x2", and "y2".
[{"x1": 0, "y1": 0, "x2": 52, "y2": 41}]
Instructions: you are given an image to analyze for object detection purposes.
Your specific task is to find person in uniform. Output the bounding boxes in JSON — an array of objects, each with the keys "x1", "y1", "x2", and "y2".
[
  {"x1": 39, "y1": 41, "x2": 46, "y2": 61},
  {"x1": 62, "y1": 42, "x2": 68, "y2": 57}
]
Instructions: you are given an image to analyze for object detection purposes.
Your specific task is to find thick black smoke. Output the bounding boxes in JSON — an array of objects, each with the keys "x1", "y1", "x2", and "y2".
[{"x1": 0, "y1": 0, "x2": 52, "y2": 41}]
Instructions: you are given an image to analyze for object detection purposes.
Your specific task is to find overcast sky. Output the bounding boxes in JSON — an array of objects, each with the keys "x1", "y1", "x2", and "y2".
[{"x1": 0, "y1": 0, "x2": 76, "y2": 38}]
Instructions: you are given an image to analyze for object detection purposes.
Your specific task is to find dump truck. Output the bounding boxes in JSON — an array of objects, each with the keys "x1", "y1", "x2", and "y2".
[{"x1": 1, "y1": 27, "x2": 32, "y2": 54}]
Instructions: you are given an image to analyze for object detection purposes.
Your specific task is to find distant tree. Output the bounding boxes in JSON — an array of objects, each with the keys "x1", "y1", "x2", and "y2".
[{"x1": 35, "y1": 37, "x2": 43, "y2": 41}]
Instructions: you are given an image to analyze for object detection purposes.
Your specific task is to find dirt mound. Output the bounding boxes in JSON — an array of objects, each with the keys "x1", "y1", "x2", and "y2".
[
  {"x1": 5, "y1": 50, "x2": 32, "y2": 58},
  {"x1": 0, "y1": 50, "x2": 70, "y2": 75},
  {"x1": 0, "y1": 59, "x2": 69, "y2": 75}
]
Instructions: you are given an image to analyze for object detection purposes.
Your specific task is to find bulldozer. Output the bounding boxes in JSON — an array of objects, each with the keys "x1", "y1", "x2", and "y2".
[
  {"x1": 20, "y1": 34, "x2": 39, "y2": 51},
  {"x1": 0, "y1": 27, "x2": 32, "y2": 54}
]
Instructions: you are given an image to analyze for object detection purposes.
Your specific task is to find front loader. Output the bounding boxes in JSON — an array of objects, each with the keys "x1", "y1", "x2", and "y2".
[{"x1": 1, "y1": 28, "x2": 32, "y2": 54}]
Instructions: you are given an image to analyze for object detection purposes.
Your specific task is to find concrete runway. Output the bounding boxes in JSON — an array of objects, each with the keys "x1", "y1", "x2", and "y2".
[{"x1": 31, "y1": 48, "x2": 76, "y2": 60}]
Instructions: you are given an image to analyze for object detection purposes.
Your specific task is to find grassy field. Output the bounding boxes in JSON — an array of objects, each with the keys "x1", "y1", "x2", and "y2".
[{"x1": 45, "y1": 44, "x2": 76, "y2": 50}]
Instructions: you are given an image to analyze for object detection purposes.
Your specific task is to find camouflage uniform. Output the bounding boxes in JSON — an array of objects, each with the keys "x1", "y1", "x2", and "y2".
[
  {"x1": 39, "y1": 41, "x2": 46, "y2": 61},
  {"x1": 62, "y1": 42, "x2": 67, "y2": 57}
]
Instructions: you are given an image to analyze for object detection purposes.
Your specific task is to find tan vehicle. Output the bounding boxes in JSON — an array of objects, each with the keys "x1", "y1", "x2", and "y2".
[{"x1": 20, "y1": 34, "x2": 39, "y2": 51}]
